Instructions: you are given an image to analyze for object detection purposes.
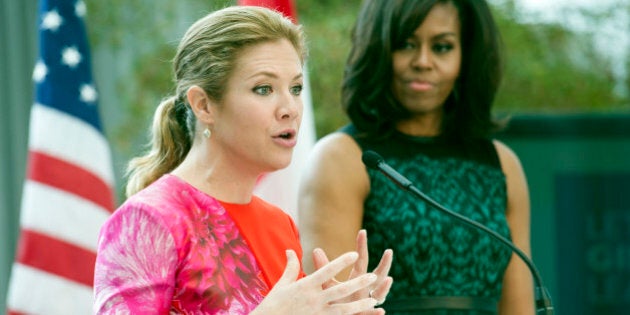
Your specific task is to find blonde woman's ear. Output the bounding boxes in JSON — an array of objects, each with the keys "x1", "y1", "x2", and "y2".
[{"x1": 186, "y1": 85, "x2": 214, "y2": 124}]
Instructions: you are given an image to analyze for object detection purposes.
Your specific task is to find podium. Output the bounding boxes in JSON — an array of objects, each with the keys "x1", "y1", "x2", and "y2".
[{"x1": 499, "y1": 114, "x2": 630, "y2": 314}]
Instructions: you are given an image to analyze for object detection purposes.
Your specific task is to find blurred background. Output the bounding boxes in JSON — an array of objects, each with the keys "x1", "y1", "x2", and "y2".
[{"x1": 1, "y1": 0, "x2": 629, "y2": 313}]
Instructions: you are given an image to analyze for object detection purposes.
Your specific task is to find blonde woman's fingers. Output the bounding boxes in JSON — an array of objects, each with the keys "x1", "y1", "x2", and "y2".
[{"x1": 309, "y1": 251, "x2": 358, "y2": 284}]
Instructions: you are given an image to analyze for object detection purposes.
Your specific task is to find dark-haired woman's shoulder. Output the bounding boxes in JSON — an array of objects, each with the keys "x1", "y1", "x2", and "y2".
[
  {"x1": 298, "y1": 131, "x2": 370, "y2": 274},
  {"x1": 300, "y1": 131, "x2": 369, "y2": 199},
  {"x1": 492, "y1": 139, "x2": 523, "y2": 178}
]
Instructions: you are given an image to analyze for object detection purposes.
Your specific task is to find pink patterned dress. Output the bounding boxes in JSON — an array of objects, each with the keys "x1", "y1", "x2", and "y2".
[{"x1": 94, "y1": 174, "x2": 303, "y2": 314}]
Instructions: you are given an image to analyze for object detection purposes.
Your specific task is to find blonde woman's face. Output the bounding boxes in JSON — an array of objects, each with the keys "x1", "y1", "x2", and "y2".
[{"x1": 212, "y1": 39, "x2": 304, "y2": 173}]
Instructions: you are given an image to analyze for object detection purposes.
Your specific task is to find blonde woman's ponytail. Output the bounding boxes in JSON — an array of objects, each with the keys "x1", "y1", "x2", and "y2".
[{"x1": 125, "y1": 96, "x2": 192, "y2": 197}]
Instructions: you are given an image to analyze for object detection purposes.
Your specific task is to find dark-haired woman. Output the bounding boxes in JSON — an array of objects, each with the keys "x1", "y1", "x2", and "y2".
[{"x1": 299, "y1": 0, "x2": 534, "y2": 314}]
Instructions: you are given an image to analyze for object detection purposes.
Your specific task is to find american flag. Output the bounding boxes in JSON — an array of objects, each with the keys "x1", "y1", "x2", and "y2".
[
  {"x1": 240, "y1": 0, "x2": 317, "y2": 223},
  {"x1": 6, "y1": 0, "x2": 115, "y2": 314}
]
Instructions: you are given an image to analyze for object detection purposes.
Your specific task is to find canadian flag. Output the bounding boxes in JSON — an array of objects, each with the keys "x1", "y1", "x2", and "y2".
[{"x1": 239, "y1": 0, "x2": 316, "y2": 223}]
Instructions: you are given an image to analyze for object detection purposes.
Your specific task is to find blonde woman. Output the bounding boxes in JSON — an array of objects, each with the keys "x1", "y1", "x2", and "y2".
[{"x1": 94, "y1": 6, "x2": 392, "y2": 314}]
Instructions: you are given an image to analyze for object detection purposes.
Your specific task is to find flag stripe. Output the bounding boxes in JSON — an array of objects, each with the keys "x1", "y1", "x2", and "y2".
[
  {"x1": 14, "y1": 229, "x2": 96, "y2": 286},
  {"x1": 27, "y1": 150, "x2": 115, "y2": 212},
  {"x1": 29, "y1": 104, "x2": 115, "y2": 186},
  {"x1": 7, "y1": 264, "x2": 94, "y2": 315},
  {"x1": 19, "y1": 180, "x2": 110, "y2": 251}
]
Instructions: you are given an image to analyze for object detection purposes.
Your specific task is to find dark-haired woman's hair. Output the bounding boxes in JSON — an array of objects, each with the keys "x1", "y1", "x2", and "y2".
[{"x1": 342, "y1": 0, "x2": 503, "y2": 139}]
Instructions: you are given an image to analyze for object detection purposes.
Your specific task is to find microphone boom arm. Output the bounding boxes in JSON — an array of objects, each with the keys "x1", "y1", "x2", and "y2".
[
  {"x1": 405, "y1": 180, "x2": 553, "y2": 314},
  {"x1": 365, "y1": 152, "x2": 554, "y2": 314}
]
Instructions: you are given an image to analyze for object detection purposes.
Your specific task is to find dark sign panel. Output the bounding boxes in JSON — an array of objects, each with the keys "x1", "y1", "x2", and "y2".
[{"x1": 556, "y1": 173, "x2": 630, "y2": 315}]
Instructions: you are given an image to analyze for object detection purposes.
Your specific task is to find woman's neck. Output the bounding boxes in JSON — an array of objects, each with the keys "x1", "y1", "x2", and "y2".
[
  {"x1": 171, "y1": 147, "x2": 258, "y2": 204},
  {"x1": 395, "y1": 113, "x2": 442, "y2": 137}
]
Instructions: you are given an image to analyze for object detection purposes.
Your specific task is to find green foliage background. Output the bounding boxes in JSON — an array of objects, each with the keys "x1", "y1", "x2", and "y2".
[{"x1": 85, "y1": 0, "x2": 629, "y2": 153}]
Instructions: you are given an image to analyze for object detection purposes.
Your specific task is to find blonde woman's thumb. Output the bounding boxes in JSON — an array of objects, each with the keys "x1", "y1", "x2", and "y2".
[{"x1": 275, "y1": 250, "x2": 300, "y2": 287}]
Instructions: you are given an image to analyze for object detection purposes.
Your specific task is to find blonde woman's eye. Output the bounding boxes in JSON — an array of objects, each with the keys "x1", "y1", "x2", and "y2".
[
  {"x1": 253, "y1": 85, "x2": 272, "y2": 95},
  {"x1": 290, "y1": 84, "x2": 303, "y2": 96}
]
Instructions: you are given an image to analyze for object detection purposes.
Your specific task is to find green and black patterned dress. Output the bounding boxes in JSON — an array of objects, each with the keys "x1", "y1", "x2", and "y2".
[{"x1": 343, "y1": 125, "x2": 512, "y2": 315}]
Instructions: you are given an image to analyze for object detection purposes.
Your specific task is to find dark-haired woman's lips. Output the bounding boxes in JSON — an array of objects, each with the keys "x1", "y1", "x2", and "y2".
[{"x1": 408, "y1": 80, "x2": 434, "y2": 92}]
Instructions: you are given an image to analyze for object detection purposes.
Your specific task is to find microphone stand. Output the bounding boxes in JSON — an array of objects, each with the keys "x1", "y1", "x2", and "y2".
[{"x1": 366, "y1": 152, "x2": 554, "y2": 314}]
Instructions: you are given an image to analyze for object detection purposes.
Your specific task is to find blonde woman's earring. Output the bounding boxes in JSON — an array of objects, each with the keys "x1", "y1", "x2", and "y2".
[{"x1": 203, "y1": 128, "x2": 211, "y2": 139}]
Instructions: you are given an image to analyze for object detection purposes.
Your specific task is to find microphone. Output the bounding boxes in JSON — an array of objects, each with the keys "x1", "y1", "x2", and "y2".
[{"x1": 362, "y1": 150, "x2": 554, "y2": 315}]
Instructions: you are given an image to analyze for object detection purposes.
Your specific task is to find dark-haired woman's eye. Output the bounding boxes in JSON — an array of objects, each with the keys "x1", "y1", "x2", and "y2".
[
  {"x1": 253, "y1": 85, "x2": 272, "y2": 95},
  {"x1": 433, "y1": 43, "x2": 454, "y2": 54},
  {"x1": 401, "y1": 40, "x2": 417, "y2": 50}
]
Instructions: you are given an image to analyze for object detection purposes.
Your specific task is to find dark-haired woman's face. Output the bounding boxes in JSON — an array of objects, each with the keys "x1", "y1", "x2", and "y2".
[{"x1": 391, "y1": 2, "x2": 461, "y2": 134}]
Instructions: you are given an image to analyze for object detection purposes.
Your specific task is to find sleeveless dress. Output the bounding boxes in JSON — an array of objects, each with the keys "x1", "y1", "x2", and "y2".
[
  {"x1": 94, "y1": 174, "x2": 304, "y2": 314},
  {"x1": 343, "y1": 125, "x2": 512, "y2": 315}
]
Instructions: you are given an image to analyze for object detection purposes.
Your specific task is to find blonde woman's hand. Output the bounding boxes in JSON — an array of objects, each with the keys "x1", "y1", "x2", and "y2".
[
  {"x1": 312, "y1": 230, "x2": 393, "y2": 314},
  {"x1": 252, "y1": 249, "x2": 380, "y2": 315}
]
